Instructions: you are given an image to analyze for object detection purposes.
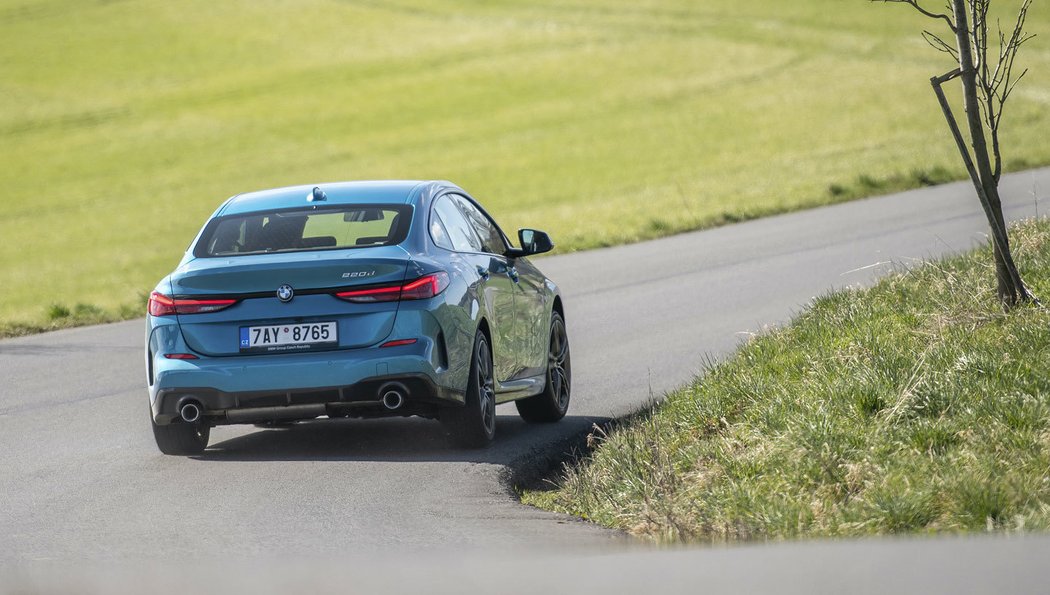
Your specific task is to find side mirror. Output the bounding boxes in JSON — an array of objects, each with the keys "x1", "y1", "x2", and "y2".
[{"x1": 515, "y1": 228, "x2": 553, "y2": 256}]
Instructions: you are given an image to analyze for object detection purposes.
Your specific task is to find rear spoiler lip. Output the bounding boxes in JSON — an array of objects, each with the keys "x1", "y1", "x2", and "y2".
[{"x1": 169, "y1": 275, "x2": 431, "y2": 302}]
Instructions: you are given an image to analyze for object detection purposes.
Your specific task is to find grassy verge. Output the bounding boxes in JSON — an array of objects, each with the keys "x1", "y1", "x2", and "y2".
[
  {"x1": 524, "y1": 218, "x2": 1050, "y2": 542},
  {"x1": 3, "y1": 0, "x2": 1050, "y2": 333},
  {"x1": 0, "y1": 296, "x2": 147, "y2": 339}
]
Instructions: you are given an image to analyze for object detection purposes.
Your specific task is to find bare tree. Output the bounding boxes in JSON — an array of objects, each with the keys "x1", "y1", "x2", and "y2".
[{"x1": 878, "y1": 0, "x2": 1035, "y2": 307}]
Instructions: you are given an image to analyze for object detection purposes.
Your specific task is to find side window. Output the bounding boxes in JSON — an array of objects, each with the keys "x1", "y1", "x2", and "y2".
[
  {"x1": 429, "y1": 209, "x2": 454, "y2": 250},
  {"x1": 451, "y1": 194, "x2": 507, "y2": 255},
  {"x1": 432, "y1": 195, "x2": 482, "y2": 252}
]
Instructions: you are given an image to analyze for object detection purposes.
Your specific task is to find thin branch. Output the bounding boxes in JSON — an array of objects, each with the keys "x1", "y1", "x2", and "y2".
[
  {"x1": 922, "y1": 30, "x2": 960, "y2": 59},
  {"x1": 974, "y1": 1, "x2": 989, "y2": 81},
  {"x1": 874, "y1": 0, "x2": 957, "y2": 31},
  {"x1": 1002, "y1": 67, "x2": 1028, "y2": 105}
]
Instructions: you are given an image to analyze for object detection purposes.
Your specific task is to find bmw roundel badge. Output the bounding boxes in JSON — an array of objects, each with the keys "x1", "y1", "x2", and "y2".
[{"x1": 276, "y1": 284, "x2": 294, "y2": 303}]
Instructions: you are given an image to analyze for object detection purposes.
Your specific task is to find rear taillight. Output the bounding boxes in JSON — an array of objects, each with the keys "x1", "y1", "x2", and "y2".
[
  {"x1": 334, "y1": 285, "x2": 402, "y2": 303},
  {"x1": 148, "y1": 292, "x2": 177, "y2": 316},
  {"x1": 336, "y1": 272, "x2": 450, "y2": 303},
  {"x1": 400, "y1": 273, "x2": 450, "y2": 300},
  {"x1": 148, "y1": 292, "x2": 238, "y2": 316}
]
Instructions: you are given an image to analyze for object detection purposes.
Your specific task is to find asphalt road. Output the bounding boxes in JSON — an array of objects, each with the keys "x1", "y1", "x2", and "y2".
[{"x1": 2, "y1": 168, "x2": 1049, "y2": 592}]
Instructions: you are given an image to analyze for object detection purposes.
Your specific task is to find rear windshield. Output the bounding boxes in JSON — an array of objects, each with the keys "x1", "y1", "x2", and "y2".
[{"x1": 194, "y1": 204, "x2": 412, "y2": 258}]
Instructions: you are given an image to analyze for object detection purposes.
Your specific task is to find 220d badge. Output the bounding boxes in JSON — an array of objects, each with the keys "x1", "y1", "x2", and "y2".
[{"x1": 146, "y1": 181, "x2": 571, "y2": 455}]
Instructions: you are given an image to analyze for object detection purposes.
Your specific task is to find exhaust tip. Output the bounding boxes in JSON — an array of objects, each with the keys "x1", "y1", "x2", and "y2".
[
  {"x1": 378, "y1": 382, "x2": 408, "y2": 410},
  {"x1": 179, "y1": 401, "x2": 202, "y2": 423},
  {"x1": 381, "y1": 391, "x2": 404, "y2": 411}
]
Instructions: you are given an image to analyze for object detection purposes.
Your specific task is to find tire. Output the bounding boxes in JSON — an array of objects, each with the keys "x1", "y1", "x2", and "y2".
[
  {"x1": 442, "y1": 331, "x2": 497, "y2": 448},
  {"x1": 151, "y1": 408, "x2": 210, "y2": 455},
  {"x1": 515, "y1": 311, "x2": 570, "y2": 423}
]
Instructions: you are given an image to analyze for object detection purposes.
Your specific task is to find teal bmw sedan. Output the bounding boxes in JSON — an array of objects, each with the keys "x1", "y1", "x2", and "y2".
[{"x1": 146, "y1": 181, "x2": 570, "y2": 454}]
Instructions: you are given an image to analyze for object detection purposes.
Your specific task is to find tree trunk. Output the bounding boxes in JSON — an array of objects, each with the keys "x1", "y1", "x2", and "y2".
[{"x1": 950, "y1": 0, "x2": 1030, "y2": 307}]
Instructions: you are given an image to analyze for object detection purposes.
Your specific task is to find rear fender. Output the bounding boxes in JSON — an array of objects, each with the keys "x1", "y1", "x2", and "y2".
[{"x1": 406, "y1": 270, "x2": 482, "y2": 395}]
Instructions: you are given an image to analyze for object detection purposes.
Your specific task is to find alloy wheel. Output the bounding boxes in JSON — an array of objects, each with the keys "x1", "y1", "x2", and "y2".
[
  {"x1": 477, "y1": 337, "x2": 496, "y2": 435},
  {"x1": 548, "y1": 317, "x2": 570, "y2": 411}
]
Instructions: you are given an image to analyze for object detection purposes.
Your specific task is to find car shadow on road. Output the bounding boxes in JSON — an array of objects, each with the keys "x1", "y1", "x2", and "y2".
[{"x1": 199, "y1": 412, "x2": 611, "y2": 467}]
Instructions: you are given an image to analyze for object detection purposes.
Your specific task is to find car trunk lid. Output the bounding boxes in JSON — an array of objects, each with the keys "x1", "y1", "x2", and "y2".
[{"x1": 169, "y1": 247, "x2": 410, "y2": 356}]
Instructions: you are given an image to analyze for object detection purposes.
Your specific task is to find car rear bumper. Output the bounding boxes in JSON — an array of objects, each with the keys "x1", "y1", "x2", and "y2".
[
  {"x1": 149, "y1": 337, "x2": 462, "y2": 425},
  {"x1": 153, "y1": 373, "x2": 461, "y2": 425}
]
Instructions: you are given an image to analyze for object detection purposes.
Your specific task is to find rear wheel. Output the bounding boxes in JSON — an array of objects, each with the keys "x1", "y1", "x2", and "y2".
[
  {"x1": 515, "y1": 311, "x2": 570, "y2": 423},
  {"x1": 151, "y1": 408, "x2": 210, "y2": 455},
  {"x1": 442, "y1": 331, "x2": 496, "y2": 448}
]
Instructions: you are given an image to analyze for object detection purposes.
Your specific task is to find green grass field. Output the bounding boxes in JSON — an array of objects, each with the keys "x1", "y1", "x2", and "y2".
[
  {"x1": 524, "y1": 218, "x2": 1050, "y2": 542},
  {"x1": 3, "y1": 0, "x2": 1050, "y2": 331}
]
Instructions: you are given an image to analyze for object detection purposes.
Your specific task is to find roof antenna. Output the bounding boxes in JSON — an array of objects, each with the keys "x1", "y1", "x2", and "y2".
[{"x1": 308, "y1": 187, "x2": 327, "y2": 202}]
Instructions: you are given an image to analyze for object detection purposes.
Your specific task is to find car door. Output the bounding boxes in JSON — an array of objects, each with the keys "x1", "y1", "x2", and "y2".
[
  {"x1": 431, "y1": 194, "x2": 518, "y2": 385},
  {"x1": 450, "y1": 194, "x2": 548, "y2": 381},
  {"x1": 506, "y1": 256, "x2": 548, "y2": 378},
  {"x1": 447, "y1": 194, "x2": 528, "y2": 382}
]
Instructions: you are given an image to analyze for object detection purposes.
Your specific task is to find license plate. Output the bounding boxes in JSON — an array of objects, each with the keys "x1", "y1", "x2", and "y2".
[{"x1": 239, "y1": 322, "x2": 338, "y2": 353}]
